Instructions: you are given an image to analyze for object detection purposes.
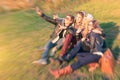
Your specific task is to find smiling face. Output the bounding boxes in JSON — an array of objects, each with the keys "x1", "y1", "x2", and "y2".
[
  {"x1": 93, "y1": 20, "x2": 99, "y2": 28},
  {"x1": 88, "y1": 22, "x2": 94, "y2": 31},
  {"x1": 88, "y1": 20, "x2": 99, "y2": 31},
  {"x1": 64, "y1": 15, "x2": 74, "y2": 27},
  {"x1": 76, "y1": 13, "x2": 84, "y2": 23}
]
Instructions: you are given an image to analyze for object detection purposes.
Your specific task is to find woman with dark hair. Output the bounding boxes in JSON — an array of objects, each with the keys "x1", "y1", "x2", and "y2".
[
  {"x1": 51, "y1": 11, "x2": 85, "y2": 63},
  {"x1": 32, "y1": 7, "x2": 75, "y2": 65},
  {"x1": 53, "y1": 13, "x2": 94, "y2": 65}
]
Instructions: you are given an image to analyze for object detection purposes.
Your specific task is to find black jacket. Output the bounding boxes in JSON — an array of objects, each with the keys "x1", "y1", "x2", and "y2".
[
  {"x1": 40, "y1": 13, "x2": 75, "y2": 41},
  {"x1": 82, "y1": 31, "x2": 106, "y2": 53}
]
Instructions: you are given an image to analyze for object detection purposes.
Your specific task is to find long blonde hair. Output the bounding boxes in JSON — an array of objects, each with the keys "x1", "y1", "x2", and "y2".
[{"x1": 82, "y1": 20, "x2": 103, "y2": 39}]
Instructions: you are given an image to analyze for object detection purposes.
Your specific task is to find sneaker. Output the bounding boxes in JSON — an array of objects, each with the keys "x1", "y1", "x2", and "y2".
[
  {"x1": 49, "y1": 57, "x2": 55, "y2": 63},
  {"x1": 32, "y1": 59, "x2": 47, "y2": 65}
]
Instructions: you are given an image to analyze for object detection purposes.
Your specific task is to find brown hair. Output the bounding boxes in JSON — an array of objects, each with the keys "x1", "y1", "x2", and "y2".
[
  {"x1": 92, "y1": 20, "x2": 103, "y2": 31},
  {"x1": 76, "y1": 11, "x2": 84, "y2": 18},
  {"x1": 66, "y1": 14, "x2": 74, "y2": 21}
]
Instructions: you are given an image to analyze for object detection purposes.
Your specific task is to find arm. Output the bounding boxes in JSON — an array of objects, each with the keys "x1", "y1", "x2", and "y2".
[
  {"x1": 89, "y1": 32, "x2": 96, "y2": 53},
  {"x1": 59, "y1": 33, "x2": 73, "y2": 56},
  {"x1": 92, "y1": 29, "x2": 105, "y2": 37},
  {"x1": 36, "y1": 7, "x2": 57, "y2": 25},
  {"x1": 41, "y1": 14, "x2": 58, "y2": 25}
]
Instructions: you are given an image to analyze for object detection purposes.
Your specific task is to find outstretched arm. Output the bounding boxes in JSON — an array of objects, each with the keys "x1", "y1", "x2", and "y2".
[{"x1": 36, "y1": 7, "x2": 57, "y2": 25}]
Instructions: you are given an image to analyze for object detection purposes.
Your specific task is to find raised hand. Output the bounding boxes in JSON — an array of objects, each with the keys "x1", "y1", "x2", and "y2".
[
  {"x1": 58, "y1": 24, "x2": 67, "y2": 30},
  {"x1": 35, "y1": 7, "x2": 43, "y2": 16},
  {"x1": 53, "y1": 14, "x2": 59, "y2": 19}
]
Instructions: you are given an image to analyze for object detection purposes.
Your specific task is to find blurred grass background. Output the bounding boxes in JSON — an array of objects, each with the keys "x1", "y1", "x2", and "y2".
[{"x1": 0, "y1": 0, "x2": 120, "y2": 80}]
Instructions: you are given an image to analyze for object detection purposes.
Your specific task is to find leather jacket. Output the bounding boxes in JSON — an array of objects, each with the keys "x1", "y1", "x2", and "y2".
[
  {"x1": 40, "y1": 13, "x2": 76, "y2": 42},
  {"x1": 82, "y1": 31, "x2": 105, "y2": 53}
]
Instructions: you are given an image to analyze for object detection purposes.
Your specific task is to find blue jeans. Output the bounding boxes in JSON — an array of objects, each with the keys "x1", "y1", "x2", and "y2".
[
  {"x1": 42, "y1": 38, "x2": 64, "y2": 60},
  {"x1": 62, "y1": 41, "x2": 82, "y2": 61},
  {"x1": 42, "y1": 40, "x2": 55, "y2": 59},
  {"x1": 51, "y1": 38, "x2": 65, "y2": 54},
  {"x1": 71, "y1": 53, "x2": 101, "y2": 71}
]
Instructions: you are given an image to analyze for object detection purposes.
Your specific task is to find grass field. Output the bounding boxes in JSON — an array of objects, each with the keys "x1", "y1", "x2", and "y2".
[{"x1": 0, "y1": 0, "x2": 120, "y2": 80}]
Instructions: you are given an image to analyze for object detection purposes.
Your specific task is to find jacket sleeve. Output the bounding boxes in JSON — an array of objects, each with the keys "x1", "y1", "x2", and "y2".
[
  {"x1": 40, "y1": 13, "x2": 57, "y2": 25},
  {"x1": 89, "y1": 32, "x2": 96, "y2": 53},
  {"x1": 101, "y1": 31, "x2": 106, "y2": 37},
  {"x1": 59, "y1": 33, "x2": 73, "y2": 56}
]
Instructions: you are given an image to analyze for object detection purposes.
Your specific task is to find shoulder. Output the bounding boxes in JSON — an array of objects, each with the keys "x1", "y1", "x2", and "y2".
[
  {"x1": 89, "y1": 31, "x2": 100, "y2": 37},
  {"x1": 67, "y1": 27, "x2": 76, "y2": 35},
  {"x1": 56, "y1": 18, "x2": 64, "y2": 24}
]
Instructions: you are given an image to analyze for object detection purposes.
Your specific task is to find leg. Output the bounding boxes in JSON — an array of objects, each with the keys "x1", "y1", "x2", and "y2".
[
  {"x1": 88, "y1": 62, "x2": 99, "y2": 72},
  {"x1": 50, "y1": 47, "x2": 57, "y2": 57},
  {"x1": 32, "y1": 40, "x2": 54, "y2": 65},
  {"x1": 71, "y1": 54, "x2": 101, "y2": 71},
  {"x1": 49, "y1": 54, "x2": 101, "y2": 78},
  {"x1": 52, "y1": 41, "x2": 82, "y2": 65},
  {"x1": 42, "y1": 40, "x2": 55, "y2": 59},
  {"x1": 50, "y1": 38, "x2": 65, "y2": 57},
  {"x1": 49, "y1": 65, "x2": 73, "y2": 78},
  {"x1": 62, "y1": 40, "x2": 82, "y2": 61}
]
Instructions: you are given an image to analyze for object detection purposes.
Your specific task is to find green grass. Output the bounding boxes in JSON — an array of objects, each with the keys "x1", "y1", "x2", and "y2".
[
  {"x1": 0, "y1": 0, "x2": 120, "y2": 80},
  {"x1": 0, "y1": 10, "x2": 53, "y2": 80}
]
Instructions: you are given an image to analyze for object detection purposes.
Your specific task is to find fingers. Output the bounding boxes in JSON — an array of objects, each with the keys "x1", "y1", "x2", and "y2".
[
  {"x1": 36, "y1": 6, "x2": 39, "y2": 11},
  {"x1": 53, "y1": 14, "x2": 59, "y2": 19},
  {"x1": 35, "y1": 6, "x2": 43, "y2": 15}
]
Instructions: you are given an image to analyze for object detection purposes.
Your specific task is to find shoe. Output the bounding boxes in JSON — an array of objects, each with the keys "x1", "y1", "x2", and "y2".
[
  {"x1": 49, "y1": 65, "x2": 73, "y2": 78},
  {"x1": 49, "y1": 57, "x2": 62, "y2": 65},
  {"x1": 88, "y1": 63, "x2": 99, "y2": 72},
  {"x1": 49, "y1": 57, "x2": 55, "y2": 63},
  {"x1": 32, "y1": 59, "x2": 47, "y2": 65},
  {"x1": 54, "y1": 58, "x2": 63, "y2": 65}
]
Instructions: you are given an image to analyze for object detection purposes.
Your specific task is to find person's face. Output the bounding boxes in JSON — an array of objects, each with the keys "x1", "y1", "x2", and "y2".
[
  {"x1": 88, "y1": 22, "x2": 94, "y2": 31},
  {"x1": 82, "y1": 17, "x2": 90, "y2": 26},
  {"x1": 76, "y1": 13, "x2": 83, "y2": 23},
  {"x1": 94, "y1": 21, "x2": 99, "y2": 28},
  {"x1": 64, "y1": 16, "x2": 72, "y2": 26}
]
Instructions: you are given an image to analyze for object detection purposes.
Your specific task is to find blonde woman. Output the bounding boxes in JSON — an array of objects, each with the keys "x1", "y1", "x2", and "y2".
[{"x1": 49, "y1": 19, "x2": 106, "y2": 79}]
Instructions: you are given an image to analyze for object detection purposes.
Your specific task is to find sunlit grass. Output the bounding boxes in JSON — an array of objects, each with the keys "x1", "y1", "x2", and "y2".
[
  {"x1": 0, "y1": 0, "x2": 120, "y2": 80},
  {"x1": 0, "y1": 10, "x2": 54, "y2": 80}
]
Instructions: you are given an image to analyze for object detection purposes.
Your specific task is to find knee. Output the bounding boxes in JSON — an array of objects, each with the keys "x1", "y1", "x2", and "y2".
[{"x1": 51, "y1": 47, "x2": 57, "y2": 52}]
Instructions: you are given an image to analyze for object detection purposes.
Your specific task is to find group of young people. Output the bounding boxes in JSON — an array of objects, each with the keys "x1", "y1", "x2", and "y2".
[{"x1": 32, "y1": 7, "x2": 107, "y2": 78}]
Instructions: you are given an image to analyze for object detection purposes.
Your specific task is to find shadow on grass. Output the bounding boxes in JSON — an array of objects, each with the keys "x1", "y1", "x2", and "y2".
[
  {"x1": 100, "y1": 22, "x2": 120, "y2": 59},
  {"x1": 34, "y1": 22, "x2": 120, "y2": 80}
]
